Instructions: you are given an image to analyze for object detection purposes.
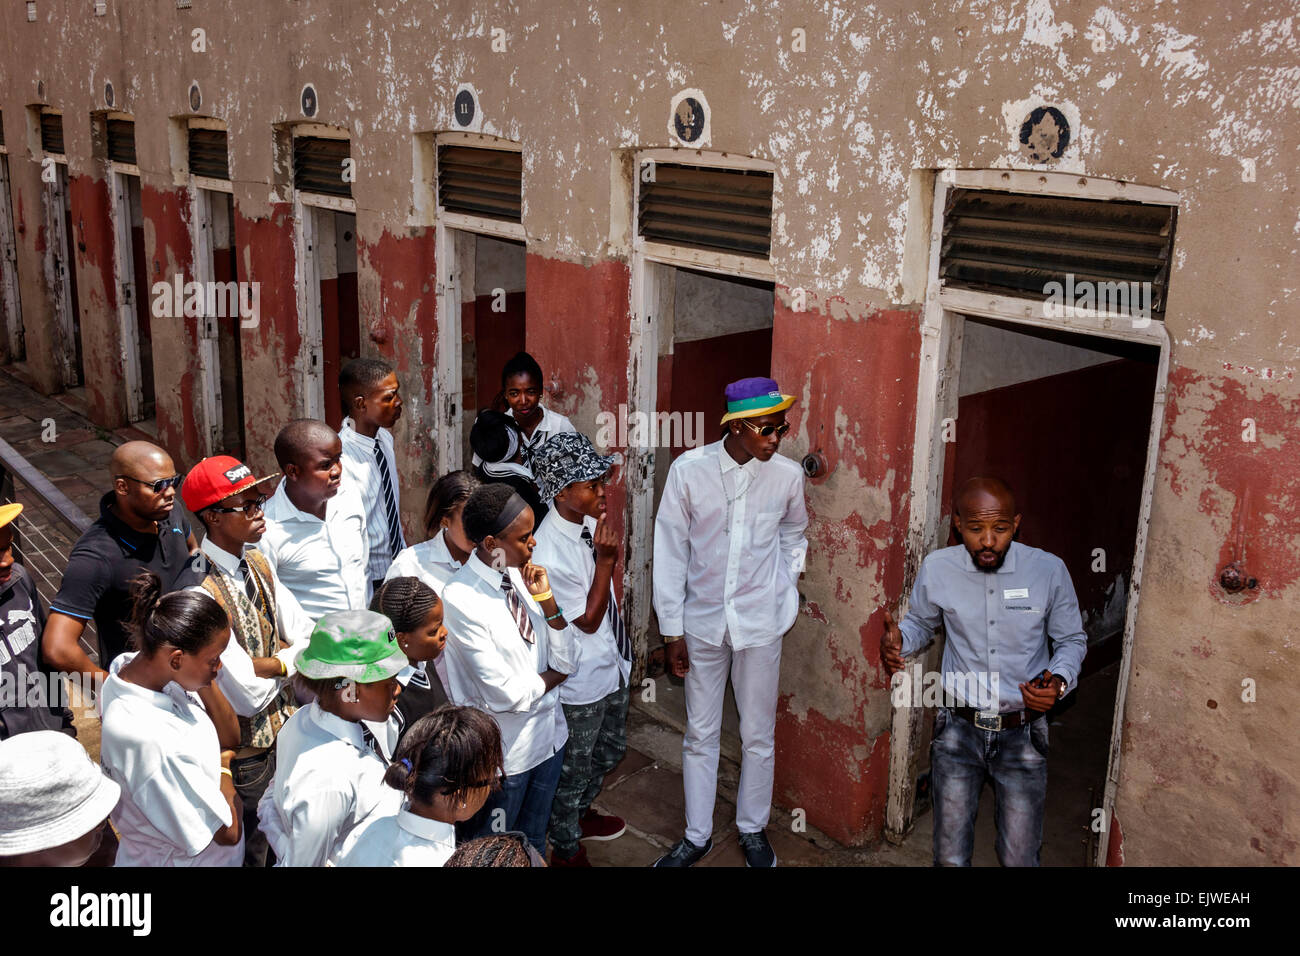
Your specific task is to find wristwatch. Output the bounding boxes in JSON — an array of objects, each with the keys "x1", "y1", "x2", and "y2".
[
  {"x1": 1054, "y1": 675, "x2": 1067, "y2": 699},
  {"x1": 662, "y1": 634, "x2": 684, "y2": 644}
]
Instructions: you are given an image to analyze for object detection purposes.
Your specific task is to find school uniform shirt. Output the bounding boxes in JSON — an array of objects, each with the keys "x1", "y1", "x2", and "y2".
[
  {"x1": 0, "y1": 563, "x2": 73, "y2": 738},
  {"x1": 652, "y1": 440, "x2": 809, "y2": 650},
  {"x1": 532, "y1": 510, "x2": 630, "y2": 705},
  {"x1": 384, "y1": 529, "x2": 464, "y2": 695},
  {"x1": 333, "y1": 801, "x2": 457, "y2": 867},
  {"x1": 339, "y1": 418, "x2": 406, "y2": 580},
  {"x1": 897, "y1": 541, "x2": 1089, "y2": 713},
  {"x1": 509, "y1": 405, "x2": 577, "y2": 466},
  {"x1": 99, "y1": 654, "x2": 243, "y2": 867},
  {"x1": 260, "y1": 477, "x2": 370, "y2": 623},
  {"x1": 49, "y1": 491, "x2": 193, "y2": 667},
  {"x1": 190, "y1": 537, "x2": 310, "y2": 719},
  {"x1": 441, "y1": 552, "x2": 581, "y2": 776},
  {"x1": 258, "y1": 700, "x2": 402, "y2": 867}
]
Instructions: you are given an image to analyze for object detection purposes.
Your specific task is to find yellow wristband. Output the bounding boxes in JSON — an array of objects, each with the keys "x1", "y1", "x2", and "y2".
[
  {"x1": 531, "y1": 589, "x2": 554, "y2": 604},
  {"x1": 219, "y1": 767, "x2": 233, "y2": 778},
  {"x1": 278, "y1": 656, "x2": 288, "y2": 677}
]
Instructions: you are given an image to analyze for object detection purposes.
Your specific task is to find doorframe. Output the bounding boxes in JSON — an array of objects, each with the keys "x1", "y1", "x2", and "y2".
[
  {"x1": 886, "y1": 168, "x2": 1178, "y2": 866},
  {"x1": 430, "y1": 132, "x2": 525, "y2": 476},
  {"x1": 44, "y1": 156, "x2": 80, "y2": 388},
  {"x1": 0, "y1": 151, "x2": 24, "y2": 361},
  {"x1": 623, "y1": 148, "x2": 776, "y2": 675},
  {"x1": 107, "y1": 161, "x2": 146, "y2": 421}
]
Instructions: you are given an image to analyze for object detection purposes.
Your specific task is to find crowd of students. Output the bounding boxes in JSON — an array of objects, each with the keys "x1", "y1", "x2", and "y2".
[{"x1": 0, "y1": 352, "x2": 812, "y2": 868}]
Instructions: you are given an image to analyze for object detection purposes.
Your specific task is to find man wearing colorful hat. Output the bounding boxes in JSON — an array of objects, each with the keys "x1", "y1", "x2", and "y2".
[
  {"x1": 0, "y1": 504, "x2": 75, "y2": 740},
  {"x1": 181, "y1": 455, "x2": 313, "y2": 866},
  {"x1": 652, "y1": 377, "x2": 809, "y2": 868}
]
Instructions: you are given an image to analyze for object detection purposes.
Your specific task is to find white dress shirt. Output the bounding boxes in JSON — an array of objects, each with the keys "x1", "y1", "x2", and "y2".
[
  {"x1": 190, "y1": 537, "x2": 309, "y2": 719},
  {"x1": 258, "y1": 701, "x2": 402, "y2": 867},
  {"x1": 532, "y1": 510, "x2": 630, "y2": 705},
  {"x1": 383, "y1": 529, "x2": 464, "y2": 696},
  {"x1": 334, "y1": 803, "x2": 457, "y2": 867},
  {"x1": 653, "y1": 440, "x2": 809, "y2": 650},
  {"x1": 260, "y1": 477, "x2": 370, "y2": 623},
  {"x1": 99, "y1": 654, "x2": 243, "y2": 867},
  {"x1": 339, "y1": 418, "x2": 405, "y2": 580},
  {"x1": 384, "y1": 529, "x2": 464, "y2": 595},
  {"x1": 441, "y1": 552, "x2": 580, "y2": 775}
]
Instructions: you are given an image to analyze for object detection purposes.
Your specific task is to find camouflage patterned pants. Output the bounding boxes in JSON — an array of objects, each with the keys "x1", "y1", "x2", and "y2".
[{"x1": 548, "y1": 682, "x2": 629, "y2": 857}]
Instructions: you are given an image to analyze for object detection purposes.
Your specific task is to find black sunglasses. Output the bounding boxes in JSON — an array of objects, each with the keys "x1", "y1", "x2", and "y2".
[
  {"x1": 740, "y1": 420, "x2": 791, "y2": 438},
  {"x1": 116, "y1": 474, "x2": 182, "y2": 494},
  {"x1": 207, "y1": 494, "x2": 269, "y2": 516}
]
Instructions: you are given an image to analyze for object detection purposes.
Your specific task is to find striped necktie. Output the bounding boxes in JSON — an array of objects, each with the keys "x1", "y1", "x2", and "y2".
[
  {"x1": 375, "y1": 440, "x2": 404, "y2": 558},
  {"x1": 581, "y1": 526, "x2": 633, "y2": 663},
  {"x1": 237, "y1": 556, "x2": 276, "y2": 633},
  {"x1": 500, "y1": 573, "x2": 537, "y2": 646},
  {"x1": 360, "y1": 724, "x2": 388, "y2": 764}
]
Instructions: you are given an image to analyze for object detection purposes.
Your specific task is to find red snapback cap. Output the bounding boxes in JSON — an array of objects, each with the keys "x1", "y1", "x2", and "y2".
[{"x1": 182, "y1": 456, "x2": 280, "y2": 513}]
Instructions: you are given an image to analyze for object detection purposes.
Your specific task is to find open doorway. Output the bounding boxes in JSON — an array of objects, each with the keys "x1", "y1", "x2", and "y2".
[
  {"x1": 191, "y1": 185, "x2": 246, "y2": 457},
  {"x1": 46, "y1": 160, "x2": 84, "y2": 388},
  {"x1": 888, "y1": 168, "x2": 1178, "y2": 865},
  {"x1": 457, "y1": 233, "x2": 526, "y2": 460},
  {"x1": 933, "y1": 316, "x2": 1160, "y2": 864},
  {"x1": 0, "y1": 152, "x2": 24, "y2": 362},
  {"x1": 310, "y1": 206, "x2": 359, "y2": 431},
  {"x1": 111, "y1": 170, "x2": 154, "y2": 422}
]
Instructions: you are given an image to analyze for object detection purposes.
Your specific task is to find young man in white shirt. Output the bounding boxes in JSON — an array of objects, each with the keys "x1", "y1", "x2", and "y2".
[
  {"x1": 440, "y1": 482, "x2": 580, "y2": 856},
  {"x1": 338, "y1": 359, "x2": 406, "y2": 592},
  {"x1": 652, "y1": 377, "x2": 809, "y2": 868},
  {"x1": 180, "y1": 454, "x2": 313, "y2": 866},
  {"x1": 531, "y1": 432, "x2": 631, "y2": 867},
  {"x1": 261, "y1": 419, "x2": 370, "y2": 623}
]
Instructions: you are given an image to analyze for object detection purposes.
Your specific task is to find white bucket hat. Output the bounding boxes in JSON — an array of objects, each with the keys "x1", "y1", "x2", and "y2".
[{"x1": 0, "y1": 731, "x2": 121, "y2": 856}]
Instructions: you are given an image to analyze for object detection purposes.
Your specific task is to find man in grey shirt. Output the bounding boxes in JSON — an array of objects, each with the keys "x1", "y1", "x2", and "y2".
[{"x1": 881, "y1": 477, "x2": 1087, "y2": 866}]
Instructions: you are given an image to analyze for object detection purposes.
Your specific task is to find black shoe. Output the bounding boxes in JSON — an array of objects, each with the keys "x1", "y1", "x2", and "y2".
[
  {"x1": 738, "y1": 830, "x2": 777, "y2": 868},
  {"x1": 651, "y1": 836, "x2": 713, "y2": 867}
]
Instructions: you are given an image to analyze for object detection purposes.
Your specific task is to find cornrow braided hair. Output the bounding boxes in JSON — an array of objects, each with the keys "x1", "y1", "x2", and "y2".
[
  {"x1": 368, "y1": 576, "x2": 441, "y2": 633},
  {"x1": 444, "y1": 833, "x2": 538, "y2": 868}
]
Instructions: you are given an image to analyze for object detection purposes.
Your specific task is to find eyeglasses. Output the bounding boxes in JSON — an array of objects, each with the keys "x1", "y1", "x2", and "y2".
[
  {"x1": 207, "y1": 495, "x2": 268, "y2": 516},
  {"x1": 740, "y1": 420, "x2": 791, "y2": 438},
  {"x1": 116, "y1": 474, "x2": 182, "y2": 494}
]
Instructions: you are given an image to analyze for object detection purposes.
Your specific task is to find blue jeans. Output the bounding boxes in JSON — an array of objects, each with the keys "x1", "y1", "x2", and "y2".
[
  {"x1": 460, "y1": 745, "x2": 566, "y2": 856},
  {"x1": 930, "y1": 707, "x2": 1048, "y2": 866}
]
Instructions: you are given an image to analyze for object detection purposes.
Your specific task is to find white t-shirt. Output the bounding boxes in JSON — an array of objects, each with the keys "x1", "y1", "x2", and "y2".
[
  {"x1": 259, "y1": 701, "x2": 402, "y2": 867},
  {"x1": 99, "y1": 654, "x2": 243, "y2": 867},
  {"x1": 334, "y1": 803, "x2": 457, "y2": 867}
]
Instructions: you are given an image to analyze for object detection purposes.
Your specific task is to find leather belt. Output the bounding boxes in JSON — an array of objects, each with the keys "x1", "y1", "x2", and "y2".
[
  {"x1": 232, "y1": 745, "x2": 271, "y2": 761},
  {"x1": 952, "y1": 706, "x2": 1044, "y2": 732}
]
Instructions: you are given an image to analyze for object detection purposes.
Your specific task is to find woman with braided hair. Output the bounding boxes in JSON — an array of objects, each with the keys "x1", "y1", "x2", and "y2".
[
  {"x1": 335, "y1": 705, "x2": 504, "y2": 866},
  {"x1": 370, "y1": 576, "x2": 451, "y2": 741}
]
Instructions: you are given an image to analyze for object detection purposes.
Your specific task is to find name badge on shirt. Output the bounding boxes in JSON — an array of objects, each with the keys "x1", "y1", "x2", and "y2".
[{"x1": 1003, "y1": 588, "x2": 1029, "y2": 600}]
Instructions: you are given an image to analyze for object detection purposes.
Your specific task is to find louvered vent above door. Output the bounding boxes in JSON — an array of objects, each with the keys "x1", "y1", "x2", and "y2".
[
  {"x1": 40, "y1": 113, "x2": 65, "y2": 155},
  {"x1": 437, "y1": 145, "x2": 522, "y2": 223},
  {"x1": 940, "y1": 188, "x2": 1177, "y2": 317},
  {"x1": 188, "y1": 127, "x2": 229, "y2": 180},
  {"x1": 638, "y1": 163, "x2": 773, "y2": 259},
  {"x1": 107, "y1": 119, "x2": 136, "y2": 165},
  {"x1": 293, "y1": 136, "x2": 351, "y2": 198}
]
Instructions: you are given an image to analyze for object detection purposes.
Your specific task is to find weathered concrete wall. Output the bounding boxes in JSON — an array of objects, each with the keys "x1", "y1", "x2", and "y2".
[{"x1": 1, "y1": 0, "x2": 1296, "y2": 861}]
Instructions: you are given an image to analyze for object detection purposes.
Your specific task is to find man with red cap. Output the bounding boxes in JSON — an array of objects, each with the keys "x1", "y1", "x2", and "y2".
[
  {"x1": 180, "y1": 455, "x2": 312, "y2": 866},
  {"x1": 652, "y1": 376, "x2": 809, "y2": 868}
]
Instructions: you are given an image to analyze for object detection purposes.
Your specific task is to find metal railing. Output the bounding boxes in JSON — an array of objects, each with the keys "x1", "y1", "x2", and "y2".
[{"x1": 0, "y1": 434, "x2": 100, "y2": 663}]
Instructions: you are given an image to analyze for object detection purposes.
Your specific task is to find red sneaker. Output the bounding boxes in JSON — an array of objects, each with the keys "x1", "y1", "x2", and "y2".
[
  {"x1": 550, "y1": 844, "x2": 592, "y2": 867},
  {"x1": 579, "y1": 809, "x2": 627, "y2": 842}
]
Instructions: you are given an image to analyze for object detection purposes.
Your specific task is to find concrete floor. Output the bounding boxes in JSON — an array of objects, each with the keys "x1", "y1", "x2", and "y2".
[{"x1": 1, "y1": 364, "x2": 1121, "y2": 867}]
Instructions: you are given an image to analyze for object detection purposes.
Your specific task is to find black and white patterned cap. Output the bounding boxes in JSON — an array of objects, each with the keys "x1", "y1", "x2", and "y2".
[{"x1": 531, "y1": 432, "x2": 617, "y2": 502}]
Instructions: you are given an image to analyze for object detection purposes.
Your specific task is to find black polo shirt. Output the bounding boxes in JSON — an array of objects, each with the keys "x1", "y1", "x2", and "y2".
[
  {"x1": 0, "y1": 563, "x2": 74, "y2": 739},
  {"x1": 49, "y1": 492, "x2": 193, "y2": 667}
]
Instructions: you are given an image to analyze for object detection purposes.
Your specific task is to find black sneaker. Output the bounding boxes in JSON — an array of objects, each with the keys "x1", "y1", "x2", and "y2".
[
  {"x1": 651, "y1": 836, "x2": 713, "y2": 867},
  {"x1": 738, "y1": 830, "x2": 777, "y2": 868}
]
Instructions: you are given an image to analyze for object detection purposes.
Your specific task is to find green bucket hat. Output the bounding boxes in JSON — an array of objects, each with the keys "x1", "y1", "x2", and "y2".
[{"x1": 297, "y1": 609, "x2": 408, "y2": 683}]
